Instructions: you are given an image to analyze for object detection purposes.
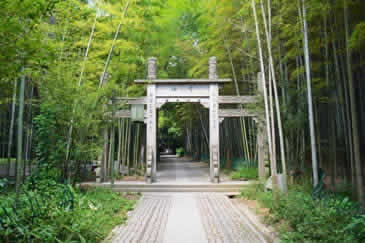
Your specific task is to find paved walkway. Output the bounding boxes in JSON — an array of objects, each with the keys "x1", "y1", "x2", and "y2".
[
  {"x1": 157, "y1": 155, "x2": 210, "y2": 183},
  {"x1": 110, "y1": 193, "x2": 268, "y2": 243},
  {"x1": 109, "y1": 156, "x2": 268, "y2": 243}
]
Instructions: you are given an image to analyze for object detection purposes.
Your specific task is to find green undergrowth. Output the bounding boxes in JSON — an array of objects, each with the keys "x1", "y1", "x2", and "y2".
[
  {"x1": 220, "y1": 158, "x2": 258, "y2": 171},
  {"x1": 0, "y1": 178, "x2": 137, "y2": 242},
  {"x1": 0, "y1": 159, "x2": 15, "y2": 164},
  {"x1": 231, "y1": 167, "x2": 258, "y2": 180},
  {"x1": 240, "y1": 182, "x2": 365, "y2": 242},
  {"x1": 176, "y1": 147, "x2": 184, "y2": 157}
]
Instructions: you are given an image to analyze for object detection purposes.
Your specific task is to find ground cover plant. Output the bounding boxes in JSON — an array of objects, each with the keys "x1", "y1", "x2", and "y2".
[
  {"x1": 240, "y1": 182, "x2": 365, "y2": 242},
  {"x1": 176, "y1": 147, "x2": 184, "y2": 157},
  {"x1": 0, "y1": 179, "x2": 136, "y2": 242},
  {"x1": 231, "y1": 167, "x2": 258, "y2": 181},
  {"x1": 0, "y1": 159, "x2": 15, "y2": 165}
]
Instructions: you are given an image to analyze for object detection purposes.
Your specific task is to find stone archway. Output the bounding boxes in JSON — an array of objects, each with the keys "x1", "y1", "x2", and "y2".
[{"x1": 107, "y1": 57, "x2": 268, "y2": 184}]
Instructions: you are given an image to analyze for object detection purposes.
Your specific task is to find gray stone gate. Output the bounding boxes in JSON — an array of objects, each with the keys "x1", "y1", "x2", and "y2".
[{"x1": 108, "y1": 57, "x2": 268, "y2": 184}]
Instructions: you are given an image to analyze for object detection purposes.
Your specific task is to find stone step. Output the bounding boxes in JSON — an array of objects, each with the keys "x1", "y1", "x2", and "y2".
[
  {"x1": 82, "y1": 182, "x2": 251, "y2": 193},
  {"x1": 112, "y1": 187, "x2": 243, "y2": 193},
  {"x1": 113, "y1": 183, "x2": 248, "y2": 188}
]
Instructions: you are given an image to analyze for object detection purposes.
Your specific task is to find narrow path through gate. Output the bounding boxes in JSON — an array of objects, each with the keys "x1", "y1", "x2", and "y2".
[{"x1": 107, "y1": 57, "x2": 268, "y2": 184}]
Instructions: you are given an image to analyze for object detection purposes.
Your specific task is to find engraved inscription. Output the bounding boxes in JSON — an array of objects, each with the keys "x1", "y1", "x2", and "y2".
[{"x1": 156, "y1": 84, "x2": 210, "y2": 97}]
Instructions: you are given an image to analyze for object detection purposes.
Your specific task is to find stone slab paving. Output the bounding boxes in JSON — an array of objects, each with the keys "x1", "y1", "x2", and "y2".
[
  {"x1": 110, "y1": 193, "x2": 268, "y2": 243},
  {"x1": 110, "y1": 194, "x2": 172, "y2": 243},
  {"x1": 196, "y1": 193, "x2": 268, "y2": 243},
  {"x1": 157, "y1": 156, "x2": 210, "y2": 183},
  {"x1": 163, "y1": 193, "x2": 208, "y2": 243}
]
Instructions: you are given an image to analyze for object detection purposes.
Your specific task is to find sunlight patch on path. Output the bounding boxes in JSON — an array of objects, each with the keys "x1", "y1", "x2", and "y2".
[{"x1": 163, "y1": 193, "x2": 207, "y2": 243}]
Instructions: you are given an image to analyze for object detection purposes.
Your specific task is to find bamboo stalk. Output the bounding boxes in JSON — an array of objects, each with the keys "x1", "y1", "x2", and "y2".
[
  {"x1": 251, "y1": 0, "x2": 276, "y2": 185},
  {"x1": 301, "y1": 0, "x2": 319, "y2": 187},
  {"x1": 7, "y1": 79, "x2": 17, "y2": 177},
  {"x1": 16, "y1": 66, "x2": 25, "y2": 195},
  {"x1": 117, "y1": 119, "x2": 122, "y2": 175},
  {"x1": 110, "y1": 98, "x2": 115, "y2": 185}
]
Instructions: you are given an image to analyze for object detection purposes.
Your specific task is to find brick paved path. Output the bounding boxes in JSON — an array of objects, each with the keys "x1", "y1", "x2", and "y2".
[{"x1": 110, "y1": 193, "x2": 268, "y2": 243}]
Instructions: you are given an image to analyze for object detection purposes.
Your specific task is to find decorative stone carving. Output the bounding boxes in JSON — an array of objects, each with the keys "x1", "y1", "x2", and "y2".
[
  {"x1": 209, "y1": 83, "x2": 220, "y2": 183},
  {"x1": 156, "y1": 84, "x2": 209, "y2": 97},
  {"x1": 146, "y1": 145, "x2": 153, "y2": 182},
  {"x1": 147, "y1": 57, "x2": 157, "y2": 80},
  {"x1": 212, "y1": 145, "x2": 219, "y2": 179},
  {"x1": 209, "y1": 57, "x2": 218, "y2": 80}
]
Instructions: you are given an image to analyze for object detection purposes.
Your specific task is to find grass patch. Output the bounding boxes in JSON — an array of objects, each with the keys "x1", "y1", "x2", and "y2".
[
  {"x1": 231, "y1": 167, "x2": 258, "y2": 180},
  {"x1": 0, "y1": 158, "x2": 15, "y2": 164},
  {"x1": 0, "y1": 179, "x2": 137, "y2": 242},
  {"x1": 240, "y1": 182, "x2": 365, "y2": 242},
  {"x1": 176, "y1": 147, "x2": 184, "y2": 157}
]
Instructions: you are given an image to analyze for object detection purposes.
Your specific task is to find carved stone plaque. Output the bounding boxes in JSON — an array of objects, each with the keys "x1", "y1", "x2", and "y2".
[{"x1": 156, "y1": 84, "x2": 210, "y2": 97}]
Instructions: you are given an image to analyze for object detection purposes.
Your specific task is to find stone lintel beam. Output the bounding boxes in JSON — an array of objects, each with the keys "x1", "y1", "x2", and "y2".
[
  {"x1": 218, "y1": 109, "x2": 257, "y2": 118},
  {"x1": 104, "y1": 110, "x2": 147, "y2": 119},
  {"x1": 218, "y1": 96, "x2": 259, "y2": 104},
  {"x1": 134, "y1": 79, "x2": 231, "y2": 84},
  {"x1": 112, "y1": 97, "x2": 147, "y2": 105}
]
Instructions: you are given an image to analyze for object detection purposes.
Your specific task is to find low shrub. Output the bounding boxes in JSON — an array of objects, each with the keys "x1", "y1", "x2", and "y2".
[
  {"x1": 176, "y1": 147, "x2": 184, "y2": 157},
  {"x1": 231, "y1": 167, "x2": 258, "y2": 180},
  {"x1": 240, "y1": 182, "x2": 365, "y2": 242},
  {"x1": 0, "y1": 178, "x2": 8, "y2": 193},
  {"x1": 0, "y1": 179, "x2": 136, "y2": 242}
]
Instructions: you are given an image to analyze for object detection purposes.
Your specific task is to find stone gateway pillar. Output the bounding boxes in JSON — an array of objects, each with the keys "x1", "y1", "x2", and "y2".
[
  {"x1": 146, "y1": 57, "x2": 157, "y2": 183},
  {"x1": 209, "y1": 57, "x2": 220, "y2": 183},
  {"x1": 256, "y1": 72, "x2": 269, "y2": 179}
]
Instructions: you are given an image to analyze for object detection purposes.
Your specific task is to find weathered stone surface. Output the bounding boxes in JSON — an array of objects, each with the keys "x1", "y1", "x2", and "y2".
[
  {"x1": 197, "y1": 193, "x2": 268, "y2": 243},
  {"x1": 110, "y1": 194, "x2": 172, "y2": 243},
  {"x1": 110, "y1": 193, "x2": 268, "y2": 243},
  {"x1": 148, "y1": 57, "x2": 157, "y2": 80},
  {"x1": 209, "y1": 57, "x2": 218, "y2": 80}
]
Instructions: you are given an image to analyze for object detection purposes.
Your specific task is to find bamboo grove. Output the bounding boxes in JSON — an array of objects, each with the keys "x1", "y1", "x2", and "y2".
[{"x1": 0, "y1": 0, "x2": 364, "y2": 204}]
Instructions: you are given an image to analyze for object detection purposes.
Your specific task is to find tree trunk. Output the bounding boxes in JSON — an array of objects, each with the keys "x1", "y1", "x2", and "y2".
[
  {"x1": 16, "y1": 67, "x2": 25, "y2": 195},
  {"x1": 344, "y1": 0, "x2": 364, "y2": 204},
  {"x1": 7, "y1": 79, "x2": 17, "y2": 177},
  {"x1": 110, "y1": 99, "x2": 115, "y2": 185},
  {"x1": 251, "y1": 0, "x2": 275, "y2": 186},
  {"x1": 301, "y1": 0, "x2": 319, "y2": 187},
  {"x1": 260, "y1": 0, "x2": 287, "y2": 180},
  {"x1": 117, "y1": 119, "x2": 122, "y2": 175}
]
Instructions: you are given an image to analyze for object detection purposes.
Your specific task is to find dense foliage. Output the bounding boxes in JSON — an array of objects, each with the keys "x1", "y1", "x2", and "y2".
[
  {"x1": 0, "y1": 179, "x2": 135, "y2": 242},
  {"x1": 231, "y1": 167, "x2": 259, "y2": 181},
  {"x1": 241, "y1": 182, "x2": 365, "y2": 242}
]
